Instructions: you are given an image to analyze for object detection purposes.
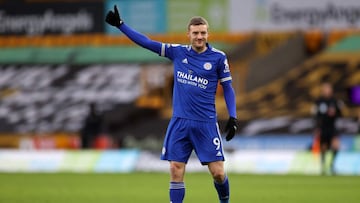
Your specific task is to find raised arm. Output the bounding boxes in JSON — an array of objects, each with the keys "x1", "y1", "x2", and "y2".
[{"x1": 105, "y1": 5, "x2": 162, "y2": 54}]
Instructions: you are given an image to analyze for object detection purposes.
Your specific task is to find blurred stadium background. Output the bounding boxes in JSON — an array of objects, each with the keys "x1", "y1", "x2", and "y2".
[{"x1": 0, "y1": 0, "x2": 360, "y2": 178}]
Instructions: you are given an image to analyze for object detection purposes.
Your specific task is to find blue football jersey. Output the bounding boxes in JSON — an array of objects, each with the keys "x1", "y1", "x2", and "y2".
[{"x1": 160, "y1": 43, "x2": 232, "y2": 121}]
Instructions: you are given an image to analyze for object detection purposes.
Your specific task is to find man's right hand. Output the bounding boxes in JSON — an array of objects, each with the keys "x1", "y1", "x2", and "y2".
[{"x1": 105, "y1": 5, "x2": 123, "y2": 27}]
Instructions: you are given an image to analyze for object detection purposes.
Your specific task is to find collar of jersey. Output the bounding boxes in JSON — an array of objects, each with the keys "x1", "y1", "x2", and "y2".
[{"x1": 188, "y1": 43, "x2": 211, "y2": 54}]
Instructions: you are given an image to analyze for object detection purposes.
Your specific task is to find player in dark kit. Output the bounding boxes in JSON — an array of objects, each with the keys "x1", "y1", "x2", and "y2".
[
  {"x1": 313, "y1": 83, "x2": 343, "y2": 175},
  {"x1": 106, "y1": 5, "x2": 237, "y2": 203}
]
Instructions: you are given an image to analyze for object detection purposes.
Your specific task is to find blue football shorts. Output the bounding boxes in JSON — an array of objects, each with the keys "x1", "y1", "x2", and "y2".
[{"x1": 161, "y1": 117, "x2": 225, "y2": 165}]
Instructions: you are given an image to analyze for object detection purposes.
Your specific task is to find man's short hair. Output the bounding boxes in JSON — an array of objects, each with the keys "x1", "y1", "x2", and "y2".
[{"x1": 187, "y1": 16, "x2": 209, "y2": 30}]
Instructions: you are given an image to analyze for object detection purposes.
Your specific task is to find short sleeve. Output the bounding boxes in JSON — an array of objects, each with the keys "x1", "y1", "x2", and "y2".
[{"x1": 218, "y1": 56, "x2": 232, "y2": 83}]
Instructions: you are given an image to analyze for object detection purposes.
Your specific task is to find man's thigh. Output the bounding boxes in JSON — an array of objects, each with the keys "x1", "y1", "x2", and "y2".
[
  {"x1": 161, "y1": 118, "x2": 193, "y2": 163},
  {"x1": 190, "y1": 121, "x2": 225, "y2": 165}
]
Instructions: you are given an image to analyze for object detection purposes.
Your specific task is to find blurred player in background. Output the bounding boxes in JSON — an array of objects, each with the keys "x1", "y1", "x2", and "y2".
[
  {"x1": 312, "y1": 82, "x2": 343, "y2": 175},
  {"x1": 106, "y1": 5, "x2": 237, "y2": 203},
  {"x1": 80, "y1": 103, "x2": 103, "y2": 149}
]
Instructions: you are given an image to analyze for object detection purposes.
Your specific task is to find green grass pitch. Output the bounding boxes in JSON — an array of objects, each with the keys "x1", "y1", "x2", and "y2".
[{"x1": 0, "y1": 173, "x2": 359, "y2": 203}]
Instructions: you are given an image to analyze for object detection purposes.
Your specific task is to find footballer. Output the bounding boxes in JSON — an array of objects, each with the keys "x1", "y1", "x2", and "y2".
[
  {"x1": 313, "y1": 83, "x2": 343, "y2": 175},
  {"x1": 106, "y1": 5, "x2": 237, "y2": 203}
]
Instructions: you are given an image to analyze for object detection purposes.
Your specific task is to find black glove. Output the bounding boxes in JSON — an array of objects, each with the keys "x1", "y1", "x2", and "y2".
[
  {"x1": 224, "y1": 117, "x2": 238, "y2": 141},
  {"x1": 105, "y1": 5, "x2": 123, "y2": 27}
]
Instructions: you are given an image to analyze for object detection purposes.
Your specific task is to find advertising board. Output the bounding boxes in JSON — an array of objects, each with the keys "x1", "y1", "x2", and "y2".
[{"x1": 0, "y1": 1, "x2": 104, "y2": 35}]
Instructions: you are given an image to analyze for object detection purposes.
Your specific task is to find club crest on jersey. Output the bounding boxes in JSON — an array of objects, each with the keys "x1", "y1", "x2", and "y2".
[{"x1": 203, "y1": 62, "x2": 212, "y2": 70}]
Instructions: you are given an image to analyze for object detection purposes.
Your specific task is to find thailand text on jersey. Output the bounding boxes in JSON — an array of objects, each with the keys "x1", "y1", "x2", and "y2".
[{"x1": 160, "y1": 43, "x2": 232, "y2": 121}]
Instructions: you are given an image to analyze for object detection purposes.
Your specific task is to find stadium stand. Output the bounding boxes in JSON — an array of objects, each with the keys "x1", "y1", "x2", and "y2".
[
  {"x1": 231, "y1": 35, "x2": 360, "y2": 129},
  {"x1": 0, "y1": 64, "x2": 142, "y2": 133}
]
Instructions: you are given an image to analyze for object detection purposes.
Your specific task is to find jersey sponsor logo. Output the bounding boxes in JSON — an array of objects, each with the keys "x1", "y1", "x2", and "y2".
[
  {"x1": 319, "y1": 103, "x2": 328, "y2": 113},
  {"x1": 177, "y1": 71, "x2": 209, "y2": 89},
  {"x1": 203, "y1": 62, "x2": 212, "y2": 70},
  {"x1": 182, "y1": 58, "x2": 188, "y2": 64}
]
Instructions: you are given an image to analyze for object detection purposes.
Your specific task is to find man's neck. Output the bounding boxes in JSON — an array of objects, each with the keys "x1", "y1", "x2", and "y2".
[{"x1": 192, "y1": 45, "x2": 207, "y2": 54}]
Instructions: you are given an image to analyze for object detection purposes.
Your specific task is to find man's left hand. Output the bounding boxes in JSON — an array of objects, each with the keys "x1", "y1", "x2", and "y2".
[{"x1": 225, "y1": 117, "x2": 238, "y2": 141}]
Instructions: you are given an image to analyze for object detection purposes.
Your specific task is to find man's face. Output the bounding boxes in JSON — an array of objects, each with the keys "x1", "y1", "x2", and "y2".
[
  {"x1": 188, "y1": 24, "x2": 208, "y2": 52},
  {"x1": 321, "y1": 83, "x2": 333, "y2": 98}
]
